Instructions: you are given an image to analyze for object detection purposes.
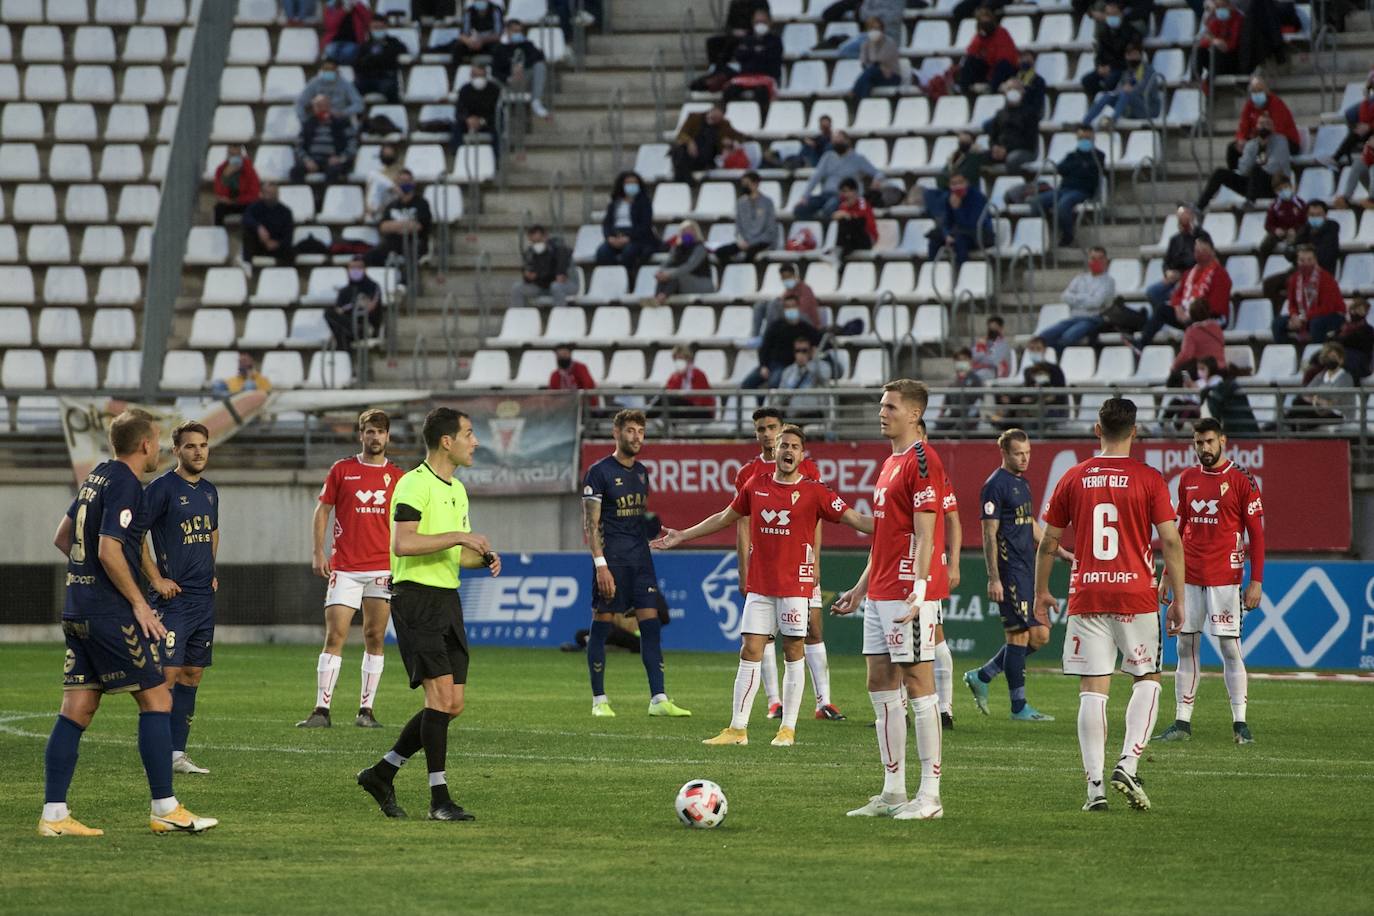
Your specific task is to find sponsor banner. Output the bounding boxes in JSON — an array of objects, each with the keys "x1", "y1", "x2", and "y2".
[
  {"x1": 583, "y1": 439, "x2": 1350, "y2": 552},
  {"x1": 437, "y1": 393, "x2": 579, "y2": 495}
]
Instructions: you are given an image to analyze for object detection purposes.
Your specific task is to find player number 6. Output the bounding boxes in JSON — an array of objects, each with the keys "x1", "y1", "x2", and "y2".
[{"x1": 1091, "y1": 503, "x2": 1119, "y2": 562}]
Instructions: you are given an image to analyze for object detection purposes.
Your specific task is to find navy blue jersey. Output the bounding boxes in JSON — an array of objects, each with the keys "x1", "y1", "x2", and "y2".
[
  {"x1": 980, "y1": 467, "x2": 1036, "y2": 585},
  {"x1": 582, "y1": 455, "x2": 652, "y2": 566},
  {"x1": 140, "y1": 469, "x2": 219, "y2": 598},
  {"x1": 64, "y1": 460, "x2": 147, "y2": 619}
]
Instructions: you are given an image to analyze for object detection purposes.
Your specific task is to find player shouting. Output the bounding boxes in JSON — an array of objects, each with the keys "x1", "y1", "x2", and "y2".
[
  {"x1": 139, "y1": 421, "x2": 219, "y2": 775},
  {"x1": 654, "y1": 425, "x2": 874, "y2": 747},
  {"x1": 1037, "y1": 397, "x2": 1185, "y2": 813},
  {"x1": 581, "y1": 409, "x2": 690, "y2": 719},
  {"x1": 1154, "y1": 418, "x2": 1264, "y2": 745},
  {"x1": 735, "y1": 407, "x2": 845, "y2": 721},
  {"x1": 299, "y1": 409, "x2": 401, "y2": 729},
  {"x1": 833, "y1": 380, "x2": 947, "y2": 821},
  {"x1": 40, "y1": 409, "x2": 217, "y2": 836}
]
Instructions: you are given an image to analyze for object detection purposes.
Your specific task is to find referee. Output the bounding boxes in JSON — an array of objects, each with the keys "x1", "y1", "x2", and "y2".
[{"x1": 357, "y1": 407, "x2": 500, "y2": 822}]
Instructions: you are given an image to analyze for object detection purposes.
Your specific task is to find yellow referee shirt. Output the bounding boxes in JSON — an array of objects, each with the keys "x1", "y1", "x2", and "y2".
[{"x1": 390, "y1": 462, "x2": 470, "y2": 590}]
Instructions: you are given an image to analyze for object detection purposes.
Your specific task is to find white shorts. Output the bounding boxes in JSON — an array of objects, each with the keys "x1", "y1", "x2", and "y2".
[
  {"x1": 861, "y1": 598, "x2": 938, "y2": 664},
  {"x1": 1182, "y1": 584, "x2": 1243, "y2": 638},
  {"x1": 742, "y1": 593, "x2": 810, "y2": 638},
  {"x1": 1062, "y1": 612, "x2": 1162, "y2": 677},
  {"x1": 324, "y1": 570, "x2": 393, "y2": 610}
]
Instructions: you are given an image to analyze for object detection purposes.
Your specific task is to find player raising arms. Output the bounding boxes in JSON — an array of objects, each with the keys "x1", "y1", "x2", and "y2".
[
  {"x1": 582, "y1": 409, "x2": 690, "y2": 718},
  {"x1": 356, "y1": 408, "x2": 501, "y2": 821},
  {"x1": 1154, "y1": 418, "x2": 1264, "y2": 745},
  {"x1": 833, "y1": 380, "x2": 947, "y2": 821},
  {"x1": 139, "y1": 421, "x2": 219, "y2": 775},
  {"x1": 1037, "y1": 397, "x2": 1185, "y2": 813},
  {"x1": 299, "y1": 409, "x2": 401, "y2": 729},
  {"x1": 965, "y1": 429, "x2": 1072, "y2": 721},
  {"x1": 915, "y1": 418, "x2": 961, "y2": 729},
  {"x1": 40, "y1": 409, "x2": 217, "y2": 836},
  {"x1": 655, "y1": 425, "x2": 874, "y2": 746},
  {"x1": 735, "y1": 407, "x2": 845, "y2": 722}
]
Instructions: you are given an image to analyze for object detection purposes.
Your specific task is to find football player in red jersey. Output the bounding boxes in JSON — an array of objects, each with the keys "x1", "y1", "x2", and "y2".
[
  {"x1": 915, "y1": 418, "x2": 962, "y2": 729},
  {"x1": 1037, "y1": 397, "x2": 1186, "y2": 813},
  {"x1": 832, "y1": 380, "x2": 947, "y2": 820},
  {"x1": 1154, "y1": 418, "x2": 1265, "y2": 745},
  {"x1": 298, "y1": 409, "x2": 403, "y2": 729},
  {"x1": 655, "y1": 426, "x2": 873, "y2": 747},
  {"x1": 735, "y1": 408, "x2": 846, "y2": 721}
]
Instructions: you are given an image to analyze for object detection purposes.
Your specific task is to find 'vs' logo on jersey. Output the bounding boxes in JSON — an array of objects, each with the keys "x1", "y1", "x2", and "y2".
[{"x1": 355, "y1": 490, "x2": 388, "y2": 506}]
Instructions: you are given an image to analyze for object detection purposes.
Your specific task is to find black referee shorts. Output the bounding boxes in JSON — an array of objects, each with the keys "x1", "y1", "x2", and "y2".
[{"x1": 391, "y1": 581, "x2": 470, "y2": 689}]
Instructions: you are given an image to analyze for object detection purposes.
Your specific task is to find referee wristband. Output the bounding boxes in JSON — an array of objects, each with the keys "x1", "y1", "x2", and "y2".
[{"x1": 593, "y1": 557, "x2": 608, "y2": 568}]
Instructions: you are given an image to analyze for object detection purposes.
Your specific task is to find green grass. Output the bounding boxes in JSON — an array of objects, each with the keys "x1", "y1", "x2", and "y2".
[{"x1": 0, "y1": 644, "x2": 1370, "y2": 915}]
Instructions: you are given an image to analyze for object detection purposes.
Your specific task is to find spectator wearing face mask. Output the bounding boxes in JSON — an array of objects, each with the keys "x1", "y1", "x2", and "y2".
[
  {"x1": 833, "y1": 178, "x2": 878, "y2": 258},
  {"x1": 366, "y1": 170, "x2": 433, "y2": 266},
  {"x1": 1290, "y1": 342, "x2": 1356, "y2": 426},
  {"x1": 364, "y1": 143, "x2": 404, "y2": 222},
  {"x1": 944, "y1": 347, "x2": 986, "y2": 430},
  {"x1": 716, "y1": 171, "x2": 777, "y2": 263},
  {"x1": 751, "y1": 264, "x2": 821, "y2": 336},
  {"x1": 596, "y1": 171, "x2": 659, "y2": 271},
  {"x1": 1008, "y1": 50, "x2": 1047, "y2": 117},
  {"x1": 326, "y1": 257, "x2": 384, "y2": 348},
  {"x1": 1274, "y1": 244, "x2": 1345, "y2": 345},
  {"x1": 1039, "y1": 247, "x2": 1117, "y2": 352},
  {"x1": 849, "y1": 17, "x2": 902, "y2": 100},
  {"x1": 212, "y1": 144, "x2": 260, "y2": 225},
  {"x1": 492, "y1": 19, "x2": 551, "y2": 120},
  {"x1": 511, "y1": 224, "x2": 577, "y2": 309},
  {"x1": 664, "y1": 344, "x2": 715, "y2": 419},
  {"x1": 434, "y1": 0, "x2": 504, "y2": 64},
  {"x1": 1261, "y1": 198, "x2": 1341, "y2": 308},
  {"x1": 1232, "y1": 76, "x2": 1301, "y2": 158},
  {"x1": 452, "y1": 65, "x2": 502, "y2": 154},
  {"x1": 926, "y1": 172, "x2": 991, "y2": 268},
  {"x1": 1081, "y1": 41, "x2": 1160, "y2": 126},
  {"x1": 743, "y1": 295, "x2": 824, "y2": 393},
  {"x1": 1137, "y1": 233, "x2": 1230, "y2": 348},
  {"x1": 291, "y1": 94, "x2": 358, "y2": 184},
  {"x1": 650, "y1": 221, "x2": 714, "y2": 304},
  {"x1": 353, "y1": 18, "x2": 406, "y2": 103},
  {"x1": 701, "y1": 0, "x2": 770, "y2": 80},
  {"x1": 983, "y1": 82, "x2": 1039, "y2": 174},
  {"x1": 1082, "y1": 1, "x2": 1141, "y2": 97},
  {"x1": 1193, "y1": 0, "x2": 1244, "y2": 77},
  {"x1": 296, "y1": 61, "x2": 365, "y2": 122},
  {"x1": 957, "y1": 7, "x2": 1020, "y2": 94},
  {"x1": 1256, "y1": 177, "x2": 1305, "y2": 262},
  {"x1": 774, "y1": 337, "x2": 833, "y2": 418},
  {"x1": 991, "y1": 337, "x2": 1068, "y2": 429},
  {"x1": 1335, "y1": 297, "x2": 1372, "y2": 379},
  {"x1": 320, "y1": 0, "x2": 371, "y2": 64},
  {"x1": 1006, "y1": 125, "x2": 1104, "y2": 247},
  {"x1": 971, "y1": 316, "x2": 1012, "y2": 381},
  {"x1": 547, "y1": 343, "x2": 598, "y2": 395},
  {"x1": 729, "y1": 9, "x2": 784, "y2": 90},
  {"x1": 1172, "y1": 298, "x2": 1227, "y2": 373},
  {"x1": 1195, "y1": 112, "x2": 1290, "y2": 209},
  {"x1": 793, "y1": 131, "x2": 883, "y2": 221}
]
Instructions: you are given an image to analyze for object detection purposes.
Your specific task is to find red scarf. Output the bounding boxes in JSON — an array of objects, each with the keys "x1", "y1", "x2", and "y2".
[
  {"x1": 1292, "y1": 267, "x2": 1320, "y2": 317},
  {"x1": 1179, "y1": 260, "x2": 1219, "y2": 303}
]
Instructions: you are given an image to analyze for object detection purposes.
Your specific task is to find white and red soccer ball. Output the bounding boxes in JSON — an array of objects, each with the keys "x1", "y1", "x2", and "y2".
[{"x1": 675, "y1": 779, "x2": 727, "y2": 828}]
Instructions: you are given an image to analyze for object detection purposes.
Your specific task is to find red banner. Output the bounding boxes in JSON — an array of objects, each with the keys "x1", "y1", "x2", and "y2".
[{"x1": 580, "y1": 439, "x2": 1351, "y2": 552}]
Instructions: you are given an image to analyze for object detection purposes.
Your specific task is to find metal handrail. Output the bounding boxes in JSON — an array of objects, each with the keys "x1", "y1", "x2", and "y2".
[
  {"x1": 1131, "y1": 154, "x2": 1160, "y2": 245},
  {"x1": 606, "y1": 87, "x2": 625, "y2": 175},
  {"x1": 651, "y1": 46, "x2": 667, "y2": 136},
  {"x1": 870, "y1": 289, "x2": 898, "y2": 379},
  {"x1": 473, "y1": 249, "x2": 493, "y2": 349},
  {"x1": 1007, "y1": 242, "x2": 1038, "y2": 324},
  {"x1": 548, "y1": 171, "x2": 567, "y2": 238},
  {"x1": 679, "y1": 7, "x2": 698, "y2": 93},
  {"x1": 458, "y1": 137, "x2": 484, "y2": 234},
  {"x1": 432, "y1": 173, "x2": 452, "y2": 275}
]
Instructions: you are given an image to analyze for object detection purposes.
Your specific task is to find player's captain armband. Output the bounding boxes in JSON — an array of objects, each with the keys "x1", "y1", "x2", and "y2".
[
  {"x1": 393, "y1": 503, "x2": 422, "y2": 523},
  {"x1": 582, "y1": 484, "x2": 600, "y2": 500},
  {"x1": 593, "y1": 556, "x2": 608, "y2": 568}
]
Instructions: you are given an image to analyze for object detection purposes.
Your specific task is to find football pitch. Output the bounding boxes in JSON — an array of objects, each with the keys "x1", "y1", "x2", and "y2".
[{"x1": 0, "y1": 643, "x2": 1369, "y2": 915}]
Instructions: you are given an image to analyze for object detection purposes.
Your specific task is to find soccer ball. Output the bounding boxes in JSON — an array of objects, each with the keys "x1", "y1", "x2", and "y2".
[{"x1": 675, "y1": 779, "x2": 727, "y2": 828}]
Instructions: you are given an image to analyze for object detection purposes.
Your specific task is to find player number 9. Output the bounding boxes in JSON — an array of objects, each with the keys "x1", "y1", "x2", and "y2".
[{"x1": 1091, "y1": 503, "x2": 1119, "y2": 561}]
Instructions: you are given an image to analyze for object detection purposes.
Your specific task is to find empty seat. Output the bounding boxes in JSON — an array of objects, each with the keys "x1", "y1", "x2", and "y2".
[
  {"x1": 463, "y1": 349, "x2": 512, "y2": 385},
  {"x1": 2, "y1": 348, "x2": 46, "y2": 388},
  {"x1": 161, "y1": 350, "x2": 207, "y2": 389},
  {"x1": 53, "y1": 102, "x2": 97, "y2": 141},
  {"x1": 1059, "y1": 346, "x2": 1097, "y2": 383},
  {"x1": 72, "y1": 65, "x2": 116, "y2": 103},
  {"x1": 41, "y1": 270, "x2": 88, "y2": 306},
  {"x1": 21, "y1": 27, "x2": 63, "y2": 63},
  {"x1": 115, "y1": 185, "x2": 160, "y2": 222},
  {"x1": 103, "y1": 350, "x2": 142, "y2": 387},
  {"x1": 2, "y1": 101, "x2": 44, "y2": 138},
  {"x1": 188, "y1": 309, "x2": 236, "y2": 348},
  {"x1": 123, "y1": 25, "x2": 168, "y2": 62},
  {"x1": 318, "y1": 185, "x2": 364, "y2": 224},
  {"x1": 64, "y1": 185, "x2": 109, "y2": 223},
  {"x1": 263, "y1": 64, "x2": 306, "y2": 103},
  {"x1": 90, "y1": 308, "x2": 136, "y2": 349},
  {"x1": 201, "y1": 266, "x2": 248, "y2": 306},
  {"x1": 219, "y1": 66, "x2": 262, "y2": 103},
  {"x1": 99, "y1": 144, "x2": 146, "y2": 181},
  {"x1": 74, "y1": 26, "x2": 116, "y2": 62},
  {"x1": 94, "y1": 266, "x2": 140, "y2": 304},
  {"x1": 284, "y1": 308, "x2": 330, "y2": 348},
  {"x1": 0, "y1": 265, "x2": 35, "y2": 303},
  {"x1": 259, "y1": 349, "x2": 304, "y2": 388},
  {"x1": 305, "y1": 351, "x2": 353, "y2": 388},
  {"x1": 104, "y1": 103, "x2": 151, "y2": 142},
  {"x1": 12, "y1": 182, "x2": 55, "y2": 221},
  {"x1": 36, "y1": 305, "x2": 81, "y2": 344},
  {"x1": 52, "y1": 349, "x2": 98, "y2": 388},
  {"x1": 185, "y1": 226, "x2": 230, "y2": 265},
  {"x1": 27, "y1": 225, "x2": 71, "y2": 263},
  {"x1": 235, "y1": 309, "x2": 287, "y2": 350},
  {"x1": 404, "y1": 65, "x2": 449, "y2": 103},
  {"x1": 0, "y1": 141, "x2": 39, "y2": 179},
  {"x1": 228, "y1": 27, "x2": 271, "y2": 65},
  {"x1": 249, "y1": 267, "x2": 300, "y2": 306},
  {"x1": 0, "y1": 306, "x2": 33, "y2": 345}
]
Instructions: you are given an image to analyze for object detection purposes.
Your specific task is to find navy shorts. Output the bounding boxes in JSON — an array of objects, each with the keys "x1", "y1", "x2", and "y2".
[
  {"x1": 62, "y1": 615, "x2": 165, "y2": 693},
  {"x1": 997, "y1": 578, "x2": 1048, "y2": 632},
  {"x1": 595, "y1": 562, "x2": 660, "y2": 615},
  {"x1": 158, "y1": 596, "x2": 216, "y2": 669}
]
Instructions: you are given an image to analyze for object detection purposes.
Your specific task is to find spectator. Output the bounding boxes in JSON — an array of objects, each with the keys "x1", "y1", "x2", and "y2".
[
  {"x1": 1338, "y1": 69, "x2": 1374, "y2": 138},
  {"x1": 774, "y1": 337, "x2": 834, "y2": 418},
  {"x1": 751, "y1": 264, "x2": 821, "y2": 336},
  {"x1": 1022, "y1": 125, "x2": 1104, "y2": 247},
  {"x1": 743, "y1": 294, "x2": 824, "y2": 392},
  {"x1": 595, "y1": 171, "x2": 659, "y2": 272},
  {"x1": 211, "y1": 352, "x2": 272, "y2": 397},
  {"x1": 367, "y1": 170, "x2": 434, "y2": 266},
  {"x1": 295, "y1": 61, "x2": 365, "y2": 122},
  {"x1": 849, "y1": 17, "x2": 902, "y2": 99},
  {"x1": 1274, "y1": 244, "x2": 1345, "y2": 344},
  {"x1": 291, "y1": 94, "x2": 358, "y2": 184},
  {"x1": 1082, "y1": 41, "x2": 1161, "y2": 126},
  {"x1": 983, "y1": 81, "x2": 1039, "y2": 174},
  {"x1": 715, "y1": 134, "x2": 753, "y2": 170},
  {"x1": 833, "y1": 178, "x2": 878, "y2": 258},
  {"x1": 326, "y1": 257, "x2": 384, "y2": 348},
  {"x1": 1137, "y1": 233, "x2": 1231, "y2": 347},
  {"x1": 241, "y1": 181, "x2": 294, "y2": 265},
  {"x1": 722, "y1": 7, "x2": 784, "y2": 114},
  {"x1": 1193, "y1": 0, "x2": 1243, "y2": 77},
  {"x1": 211, "y1": 144, "x2": 260, "y2": 226},
  {"x1": 650, "y1": 221, "x2": 715, "y2": 304},
  {"x1": 1233, "y1": 76, "x2": 1302, "y2": 156},
  {"x1": 1331, "y1": 74, "x2": 1374, "y2": 173},
  {"x1": 912, "y1": 132, "x2": 988, "y2": 218},
  {"x1": 716, "y1": 171, "x2": 777, "y2": 262},
  {"x1": 438, "y1": 0, "x2": 504, "y2": 63},
  {"x1": 452, "y1": 64, "x2": 502, "y2": 153},
  {"x1": 1332, "y1": 134, "x2": 1374, "y2": 211},
  {"x1": 798, "y1": 115, "x2": 834, "y2": 168},
  {"x1": 1171, "y1": 298, "x2": 1227, "y2": 373},
  {"x1": 363, "y1": 142, "x2": 404, "y2": 222},
  {"x1": 413, "y1": 0, "x2": 459, "y2": 19},
  {"x1": 926, "y1": 172, "x2": 991, "y2": 267},
  {"x1": 957, "y1": 7, "x2": 1020, "y2": 94},
  {"x1": 547, "y1": 343, "x2": 598, "y2": 394},
  {"x1": 1195, "y1": 111, "x2": 1290, "y2": 209},
  {"x1": 493, "y1": 19, "x2": 551, "y2": 120},
  {"x1": 551, "y1": 0, "x2": 602, "y2": 41},
  {"x1": 702, "y1": 0, "x2": 769, "y2": 80},
  {"x1": 671, "y1": 102, "x2": 747, "y2": 181},
  {"x1": 971, "y1": 315, "x2": 1012, "y2": 381},
  {"x1": 320, "y1": 0, "x2": 371, "y2": 64},
  {"x1": 1335, "y1": 296, "x2": 1372, "y2": 379},
  {"x1": 1289, "y1": 342, "x2": 1356, "y2": 427},
  {"x1": 1009, "y1": 49, "x2": 1047, "y2": 116},
  {"x1": 1144, "y1": 204, "x2": 1202, "y2": 318},
  {"x1": 1164, "y1": 356, "x2": 1257, "y2": 434},
  {"x1": 1082, "y1": 1, "x2": 1142, "y2": 98},
  {"x1": 1261, "y1": 198, "x2": 1341, "y2": 307},
  {"x1": 994, "y1": 336, "x2": 1069, "y2": 428},
  {"x1": 1256, "y1": 176, "x2": 1306, "y2": 261},
  {"x1": 352, "y1": 17, "x2": 406, "y2": 103},
  {"x1": 664, "y1": 344, "x2": 715, "y2": 419},
  {"x1": 511, "y1": 224, "x2": 577, "y2": 309},
  {"x1": 282, "y1": 0, "x2": 317, "y2": 26},
  {"x1": 942, "y1": 347, "x2": 986, "y2": 430},
  {"x1": 1039, "y1": 247, "x2": 1117, "y2": 352},
  {"x1": 793, "y1": 131, "x2": 883, "y2": 220}
]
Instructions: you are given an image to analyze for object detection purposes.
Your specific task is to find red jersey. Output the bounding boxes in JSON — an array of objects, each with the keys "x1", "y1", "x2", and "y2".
[
  {"x1": 869, "y1": 441, "x2": 945, "y2": 602},
  {"x1": 1044, "y1": 454, "x2": 1174, "y2": 616},
  {"x1": 1176, "y1": 460, "x2": 1265, "y2": 587},
  {"x1": 734, "y1": 454, "x2": 823, "y2": 491},
  {"x1": 729, "y1": 476, "x2": 849, "y2": 598},
  {"x1": 927, "y1": 471, "x2": 959, "y2": 601},
  {"x1": 319, "y1": 455, "x2": 402, "y2": 572}
]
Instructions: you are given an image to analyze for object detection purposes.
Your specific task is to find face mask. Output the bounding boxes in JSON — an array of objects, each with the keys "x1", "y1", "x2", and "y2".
[
  {"x1": 868, "y1": 29, "x2": 884, "y2": 42},
  {"x1": 1006, "y1": 90, "x2": 1023, "y2": 105},
  {"x1": 957, "y1": 139, "x2": 973, "y2": 152},
  {"x1": 348, "y1": 268, "x2": 365, "y2": 281},
  {"x1": 674, "y1": 358, "x2": 689, "y2": 372},
  {"x1": 473, "y1": 0, "x2": 488, "y2": 9},
  {"x1": 1126, "y1": 56, "x2": 1141, "y2": 67},
  {"x1": 399, "y1": 182, "x2": 415, "y2": 194},
  {"x1": 832, "y1": 143, "x2": 850, "y2": 155},
  {"x1": 1105, "y1": 14, "x2": 1121, "y2": 27},
  {"x1": 1089, "y1": 259, "x2": 1107, "y2": 275},
  {"x1": 1025, "y1": 351, "x2": 1045, "y2": 365},
  {"x1": 379, "y1": 152, "x2": 397, "y2": 165},
  {"x1": 624, "y1": 182, "x2": 640, "y2": 197},
  {"x1": 782, "y1": 278, "x2": 797, "y2": 289},
  {"x1": 1309, "y1": 216, "x2": 1326, "y2": 228},
  {"x1": 228, "y1": 155, "x2": 243, "y2": 167},
  {"x1": 1216, "y1": 7, "x2": 1231, "y2": 19},
  {"x1": 1250, "y1": 91, "x2": 1267, "y2": 106},
  {"x1": 1322, "y1": 356, "x2": 1340, "y2": 369},
  {"x1": 954, "y1": 360, "x2": 972, "y2": 372},
  {"x1": 754, "y1": 22, "x2": 770, "y2": 36},
  {"x1": 471, "y1": 77, "x2": 488, "y2": 90},
  {"x1": 511, "y1": 32, "x2": 525, "y2": 42},
  {"x1": 530, "y1": 241, "x2": 547, "y2": 254},
  {"x1": 987, "y1": 327, "x2": 1001, "y2": 339},
  {"x1": 321, "y1": 71, "x2": 337, "y2": 81},
  {"x1": 1278, "y1": 188, "x2": 1293, "y2": 200},
  {"x1": 556, "y1": 356, "x2": 572, "y2": 369},
  {"x1": 784, "y1": 308, "x2": 800, "y2": 322},
  {"x1": 1077, "y1": 138, "x2": 1094, "y2": 152},
  {"x1": 679, "y1": 233, "x2": 695, "y2": 246},
  {"x1": 978, "y1": 22, "x2": 994, "y2": 34}
]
